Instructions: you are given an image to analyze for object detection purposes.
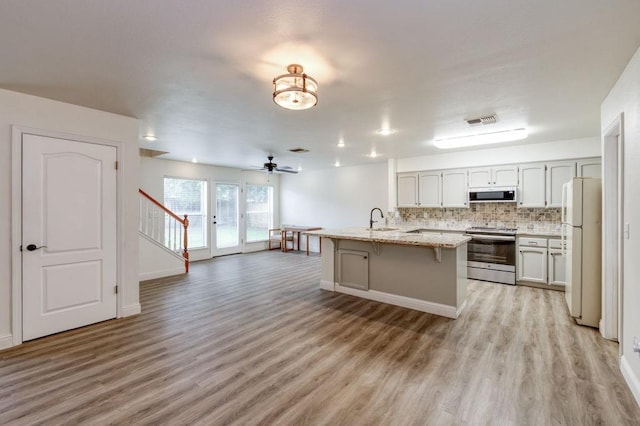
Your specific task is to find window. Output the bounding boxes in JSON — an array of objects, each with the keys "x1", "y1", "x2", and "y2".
[
  {"x1": 164, "y1": 177, "x2": 207, "y2": 249},
  {"x1": 245, "y1": 184, "x2": 274, "y2": 242}
]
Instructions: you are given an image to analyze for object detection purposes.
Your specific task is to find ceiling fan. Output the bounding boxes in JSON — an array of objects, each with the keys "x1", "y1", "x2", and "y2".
[{"x1": 257, "y1": 155, "x2": 298, "y2": 174}]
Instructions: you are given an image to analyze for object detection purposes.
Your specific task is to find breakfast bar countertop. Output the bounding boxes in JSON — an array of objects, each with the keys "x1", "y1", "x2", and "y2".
[{"x1": 305, "y1": 227, "x2": 471, "y2": 249}]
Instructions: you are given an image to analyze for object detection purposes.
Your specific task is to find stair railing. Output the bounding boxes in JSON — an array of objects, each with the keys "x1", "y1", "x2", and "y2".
[{"x1": 139, "y1": 189, "x2": 189, "y2": 273}]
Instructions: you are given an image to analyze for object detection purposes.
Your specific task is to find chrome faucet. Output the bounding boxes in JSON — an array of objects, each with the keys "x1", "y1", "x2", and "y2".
[{"x1": 369, "y1": 208, "x2": 384, "y2": 229}]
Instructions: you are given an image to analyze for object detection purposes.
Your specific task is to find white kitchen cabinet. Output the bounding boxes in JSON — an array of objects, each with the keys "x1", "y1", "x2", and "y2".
[
  {"x1": 518, "y1": 237, "x2": 548, "y2": 283},
  {"x1": 418, "y1": 171, "x2": 441, "y2": 207},
  {"x1": 397, "y1": 173, "x2": 418, "y2": 207},
  {"x1": 468, "y1": 165, "x2": 518, "y2": 188},
  {"x1": 493, "y1": 165, "x2": 519, "y2": 186},
  {"x1": 577, "y1": 158, "x2": 601, "y2": 178},
  {"x1": 518, "y1": 163, "x2": 546, "y2": 208},
  {"x1": 546, "y1": 161, "x2": 576, "y2": 208},
  {"x1": 468, "y1": 167, "x2": 492, "y2": 188},
  {"x1": 397, "y1": 172, "x2": 441, "y2": 207},
  {"x1": 441, "y1": 169, "x2": 468, "y2": 208},
  {"x1": 547, "y1": 239, "x2": 566, "y2": 286}
]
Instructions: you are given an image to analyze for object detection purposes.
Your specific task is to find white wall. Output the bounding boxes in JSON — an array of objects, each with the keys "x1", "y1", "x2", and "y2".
[
  {"x1": 280, "y1": 162, "x2": 388, "y2": 252},
  {"x1": 139, "y1": 157, "x2": 280, "y2": 268},
  {"x1": 0, "y1": 88, "x2": 139, "y2": 348},
  {"x1": 398, "y1": 137, "x2": 600, "y2": 172},
  {"x1": 601, "y1": 45, "x2": 640, "y2": 405}
]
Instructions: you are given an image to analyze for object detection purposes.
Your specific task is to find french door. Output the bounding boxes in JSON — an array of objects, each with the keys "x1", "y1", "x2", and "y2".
[{"x1": 212, "y1": 182, "x2": 242, "y2": 256}]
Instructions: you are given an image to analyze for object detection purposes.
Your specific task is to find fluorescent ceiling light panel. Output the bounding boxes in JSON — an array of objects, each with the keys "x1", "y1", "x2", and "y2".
[{"x1": 434, "y1": 128, "x2": 528, "y2": 149}]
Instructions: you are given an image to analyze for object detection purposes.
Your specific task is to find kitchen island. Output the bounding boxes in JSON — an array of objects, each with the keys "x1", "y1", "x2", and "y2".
[{"x1": 305, "y1": 227, "x2": 471, "y2": 319}]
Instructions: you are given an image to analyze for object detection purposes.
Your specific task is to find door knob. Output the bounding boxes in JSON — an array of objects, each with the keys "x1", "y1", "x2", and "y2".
[{"x1": 25, "y1": 244, "x2": 46, "y2": 251}]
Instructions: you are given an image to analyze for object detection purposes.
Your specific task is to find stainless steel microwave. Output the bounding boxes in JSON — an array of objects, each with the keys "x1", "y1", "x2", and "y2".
[{"x1": 468, "y1": 187, "x2": 517, "y2": 203}]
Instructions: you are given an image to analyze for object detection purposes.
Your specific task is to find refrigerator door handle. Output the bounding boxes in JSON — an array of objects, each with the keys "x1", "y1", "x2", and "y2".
[
  {"x1": 561, "y1": 182, "x2": 568, "y2": 224},
  {"x1": 561, "y1": 223, "x2": 566, "y2": 256}
]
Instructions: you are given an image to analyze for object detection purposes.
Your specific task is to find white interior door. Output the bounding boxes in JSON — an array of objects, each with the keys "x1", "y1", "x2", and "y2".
[
  {"x1": 212, "y1": 182, "x2": 242, "y2": 256},
  {"x1": 22, "y1": 134, "x2": 117, "y2": 341}
]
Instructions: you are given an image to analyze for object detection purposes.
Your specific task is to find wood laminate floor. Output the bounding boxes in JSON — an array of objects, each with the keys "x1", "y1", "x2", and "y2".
[{"x1": 1, "y1": 250, "x2": 639, "y2": 425}]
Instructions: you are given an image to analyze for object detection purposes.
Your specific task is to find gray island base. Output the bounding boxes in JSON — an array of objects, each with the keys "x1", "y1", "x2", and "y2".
[{"x1": 306, "y1": 228, "x2": 470, "y2": 319}]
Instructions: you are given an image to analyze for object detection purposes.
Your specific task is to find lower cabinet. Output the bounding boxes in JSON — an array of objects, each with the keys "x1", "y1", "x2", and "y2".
[
  {"x1": 547, "y1": 239, "x2": 567, "y2": 286},
  {"x1": 517, "y1": 237, "x2": 566, "y2": 286},
  {"x1": 338, "y1": 249, "x2": 369, "y2": 290},
  {"x1": 518, "y1": 239, "x2": 547, "y2": 284}
]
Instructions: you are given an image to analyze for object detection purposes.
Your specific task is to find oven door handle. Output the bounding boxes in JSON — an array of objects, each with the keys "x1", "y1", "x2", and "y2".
[{"x1": 465, "y1": 234, "x2": 516, "y2": 241}]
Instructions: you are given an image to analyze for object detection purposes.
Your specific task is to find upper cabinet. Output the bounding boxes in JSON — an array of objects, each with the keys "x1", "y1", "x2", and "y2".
[
  {"x1": 577, "y1": 157, "x2": 601, "y2": 178},
  {"x1": 397, "y1": 171, "x2": 442, "y2": 207},
  {"x1": 518, "y1": 163, "x2": 546, "y2": 208},
  {"x1": 397, "y1": 170, "x2": 467, "y2": 208},
  {"x1": 468, "y1": 165, "x2": 518, "y2": 188},
  {"x1": 418, "y1": 171, "x2": 442, "y2": 208},
  {"x1": 397, "y1": 156, "x2": 600, "y2": 210},
  {"x1": 546, "y1": 161, "x2": 576, "y2": 208},
  {"x1": 397, "y1": 173, "x2": 419, "y2": 207},
  {"x1": 441, "y1": 169, "x2": 468, "y2": 208}
]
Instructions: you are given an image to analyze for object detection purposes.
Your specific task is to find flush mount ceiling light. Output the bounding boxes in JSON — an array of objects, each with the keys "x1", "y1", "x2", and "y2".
[
  {"x1": 273, "y1": 64, "x2": 318, "y2": 110},
  {"x1": 376, "y1": 128, "x2": 395, "y2": 136},
  {"x1": 434, "y1": 128, "x2": 528, "y2": 149},
  {"x1": 143, "y1": 135, "x2": 157, "y2": 141}
]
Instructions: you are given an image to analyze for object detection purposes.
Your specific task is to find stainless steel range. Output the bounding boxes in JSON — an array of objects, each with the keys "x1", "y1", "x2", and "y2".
[{"x1": 465, "y1": 227, "x2": 517, "y2": 285}]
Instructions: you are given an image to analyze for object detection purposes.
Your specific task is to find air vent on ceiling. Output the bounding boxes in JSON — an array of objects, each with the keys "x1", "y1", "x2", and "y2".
[
  {"x1": 465, "y1": 114, "x2": 498, "y2": 126},
  {"x1": 139, "y1": 148, "x2": 169, "y2": 157},
  {"x1": 289, "y1": 148, "x2": 310, "y2": 153}
]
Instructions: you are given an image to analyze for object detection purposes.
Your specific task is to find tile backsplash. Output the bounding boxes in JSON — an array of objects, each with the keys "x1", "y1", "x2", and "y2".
[{"x1": 396, "y1": 204, "x2": 561, "y2": 233}]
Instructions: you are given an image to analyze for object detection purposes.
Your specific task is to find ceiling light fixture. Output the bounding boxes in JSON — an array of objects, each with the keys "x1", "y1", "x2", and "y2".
[
  {"x1": 334, "y1": 161, "x2": 341, "y2": 167},
  {"x1": 337, "y1": 138, "x2": 345, "y2": 148},
  {"x1": 273, "y1": 64, "x2": 318, "y2": 110},
  {"x1": 376, "y1": 128, "x2": 395, "y2": 136},
  {"x1": 143, "y1": 135, "x2": 157, "y2": 141},
  {"x1": 370, "y1": 150, "x2": 378, "y2": 158},
  {"x1": 434, "y1": 128, "x2": 528, "y2": 149},
  {"x1": 191, "y1": 157, "x2": 198, "y2": 163}
]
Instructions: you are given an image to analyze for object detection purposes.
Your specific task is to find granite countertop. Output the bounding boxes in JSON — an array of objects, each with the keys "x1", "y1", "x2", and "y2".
[
  {"x1": 516, "y1": 229, "x2": 562, "y2": 237},
  {"x1": 305, "y1": 227, "x2": 471, "y2": 248}
]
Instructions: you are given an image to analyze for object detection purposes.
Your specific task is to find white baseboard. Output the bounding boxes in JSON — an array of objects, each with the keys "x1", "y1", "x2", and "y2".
[
  {"x1": 320, "y1": 280, "x2": 334, "y2": 291},
  {"x1": 122, "y1": 303, "x2": 141, "y2": 317},
  {"x1": 334, "y1": 284, "x2": 462, "y2": 319},
  {"x1": 0, "y1": 334, "x2": 14, "y2": 350},
  {"x1": 139, "y1": 267, "x2": 185, "y2": 281},
  {"x1": 620, "y1": 355, "x2": 640, "y2": 407}
]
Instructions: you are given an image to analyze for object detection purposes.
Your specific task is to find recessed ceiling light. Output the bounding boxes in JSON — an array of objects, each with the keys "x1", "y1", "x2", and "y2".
[
  {"x1": 334, "y1": 161, "x2": 341, "y2": 167},
  {"x1": 297, "y1": 165, "x2": 303, "y2": 171},
  {"x1": 370, "y1": 150, "x2": 378, "y2": 158},
  {"x1": 191, "y1": 157, "x2": 198, "y2": 163},
  {"x1": 434, "y1": 128, "x2": 528, "y2": 149},
  {"x1": 337, "y1": 138, "x2": 345, "y2": 148},
  {"x1": 143, "y1": 135, "x2": 157, "y2": 141},
  {"x1": 376, "y1": 128, "x2": 395, "y2": 136}
]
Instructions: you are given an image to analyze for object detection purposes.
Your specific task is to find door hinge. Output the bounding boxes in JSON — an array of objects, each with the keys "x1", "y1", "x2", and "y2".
[
  {"x1": 115, "y1": 161, "x2": 119, "y2": 170},
  {"x1": 115, "y1": 285, "x2": 118, "y2": 294}
]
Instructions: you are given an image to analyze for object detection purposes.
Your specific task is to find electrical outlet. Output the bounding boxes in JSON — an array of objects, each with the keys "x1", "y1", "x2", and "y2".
[{"x1": 634, "y1": 336, "x2": 640, "y2": 355}]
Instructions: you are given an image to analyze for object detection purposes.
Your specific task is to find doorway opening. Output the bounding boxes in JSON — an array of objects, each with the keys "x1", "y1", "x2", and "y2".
[{"x1": 602, "y1": 113, "x2": 624, "y2": 343}]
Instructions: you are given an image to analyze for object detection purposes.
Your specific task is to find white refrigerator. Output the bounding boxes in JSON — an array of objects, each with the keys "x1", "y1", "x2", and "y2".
[{"x1": 562, "y1": 177, "x2": 602, "y2": 328}]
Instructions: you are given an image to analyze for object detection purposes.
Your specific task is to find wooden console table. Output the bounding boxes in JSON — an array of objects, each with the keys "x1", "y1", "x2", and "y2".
[{"x1": 282, "y1": 226, "x2": 322, "y2": 256}]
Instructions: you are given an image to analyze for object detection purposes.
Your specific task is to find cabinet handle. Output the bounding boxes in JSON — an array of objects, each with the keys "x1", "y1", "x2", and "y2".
[{"x1": 530, "y1": 242, "x2": 538, "y2": 245}]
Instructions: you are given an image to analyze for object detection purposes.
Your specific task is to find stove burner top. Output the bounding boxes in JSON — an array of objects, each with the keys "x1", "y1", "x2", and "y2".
[{"x1": 465, "y1": 226, "x2": 518, "y2": 235}]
